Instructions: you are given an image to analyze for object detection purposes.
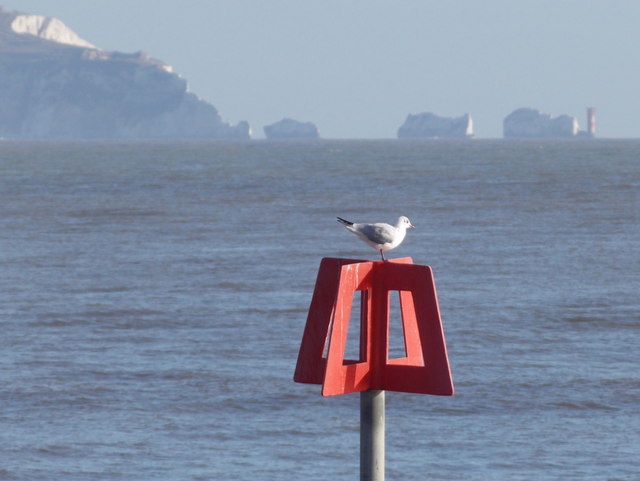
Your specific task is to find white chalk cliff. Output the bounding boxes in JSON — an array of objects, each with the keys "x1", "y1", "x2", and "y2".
[
  {"x1": 9, "y1": 12, "x2": 98, "y2": 49},
  {"x1": 503, "y1": 108, "x2": 579, "y2": 138},
  {"x1": 0, "y1": 8, "x2": 250, "y2": 139},
  {"x1": 397, "y1": 112, "x2": 473, "y2": 139},
  {"x1": 263, "y1": 118, "x2": 319, "y2": 139}
]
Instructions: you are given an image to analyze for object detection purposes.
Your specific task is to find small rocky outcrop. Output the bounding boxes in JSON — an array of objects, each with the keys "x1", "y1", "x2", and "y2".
[
  {"x1": 263, "y1": 118, "x2": 319, "y2": 139},
  {"x1": 503, "y1": 108, "x2": 579, "y2": 138},
  {"x1": 397, "y1": 112, "x2": 473, "y2": 139}
]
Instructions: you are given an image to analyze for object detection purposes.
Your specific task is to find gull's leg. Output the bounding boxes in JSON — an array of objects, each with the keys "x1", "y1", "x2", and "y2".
[{"x1": 380, "y1": 250, "x2": 385, "y2": 261}]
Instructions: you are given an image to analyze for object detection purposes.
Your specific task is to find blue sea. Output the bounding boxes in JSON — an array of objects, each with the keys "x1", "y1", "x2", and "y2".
[{"x1": 1, "y1": 139, "x2": 638, "y2": 480}]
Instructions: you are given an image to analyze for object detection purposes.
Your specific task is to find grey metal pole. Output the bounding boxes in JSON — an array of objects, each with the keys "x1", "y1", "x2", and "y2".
[{"x1": 360, "y1": 389, "x2": 385, "y2": 481}]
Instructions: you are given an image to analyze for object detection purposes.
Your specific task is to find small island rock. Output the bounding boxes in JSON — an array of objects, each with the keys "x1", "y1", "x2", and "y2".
[
  {"x1": 263, "y1": 118, "x2": 319, "y2": 139},
  {"x1": 397, "y1": 112, "x2": 473, "y2": 139},
  {"x1": 503, "y1": 108, "x2": 580, "y2": 138}
]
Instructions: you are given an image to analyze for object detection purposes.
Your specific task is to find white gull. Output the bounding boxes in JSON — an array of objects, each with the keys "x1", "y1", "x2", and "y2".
[{"x1": 336, "y1": 216, "x2": 415, "y2": 260}]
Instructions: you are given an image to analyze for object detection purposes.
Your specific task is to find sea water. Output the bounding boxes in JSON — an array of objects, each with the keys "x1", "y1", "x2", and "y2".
[{"x1": 0, "y1": 139, "x2": 638, "y2": 480}]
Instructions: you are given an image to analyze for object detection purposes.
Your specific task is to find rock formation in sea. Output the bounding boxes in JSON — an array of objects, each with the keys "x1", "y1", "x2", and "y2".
[
  {"x1": 397, "y1": 112, "x2": 473, "y2": 139},
  {"x1": 0, "y1": 7, "x2": 250, "y2": 139},
  {"x1": 503, "y1": 108, "x2": 580, "y2": 139},
  {"x1": 263, "y1": 118, "x2": 319, "y2": 139}
]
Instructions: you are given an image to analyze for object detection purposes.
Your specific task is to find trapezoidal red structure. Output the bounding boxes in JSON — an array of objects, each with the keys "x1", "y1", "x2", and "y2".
[{"x1": 294, "y1": 257, "x2": 454, "y2": 396}]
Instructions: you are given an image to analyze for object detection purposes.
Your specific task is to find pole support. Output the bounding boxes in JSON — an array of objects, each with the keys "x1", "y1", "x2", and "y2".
[{"x1": 360, "y1": 389, "x2": 385, "y2": 481}]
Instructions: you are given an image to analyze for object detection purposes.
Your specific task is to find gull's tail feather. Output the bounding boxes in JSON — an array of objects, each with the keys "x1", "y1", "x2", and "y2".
[{"x1": 336, "y1": 217, "x2": 353, "y2": 226}]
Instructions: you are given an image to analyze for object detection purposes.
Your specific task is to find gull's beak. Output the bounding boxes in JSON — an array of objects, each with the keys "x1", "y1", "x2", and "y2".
[{"x1": 409, "y1": 223, "x2": 415, "y2": 229}]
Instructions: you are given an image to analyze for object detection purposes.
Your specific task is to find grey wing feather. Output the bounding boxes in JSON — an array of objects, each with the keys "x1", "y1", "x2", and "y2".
[{"x1": 360, "y1": 224, "x2": 395, "y2": 244}]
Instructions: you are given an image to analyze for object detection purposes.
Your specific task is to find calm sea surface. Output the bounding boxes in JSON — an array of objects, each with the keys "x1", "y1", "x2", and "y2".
[{"x1": 1, "y1": 139, "x2": 638, "y2": 481}]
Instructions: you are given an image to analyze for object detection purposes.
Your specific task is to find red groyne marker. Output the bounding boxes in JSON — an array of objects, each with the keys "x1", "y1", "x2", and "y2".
[{"x1": 294, "y1": 257, "x2": 454, "y2": 397}]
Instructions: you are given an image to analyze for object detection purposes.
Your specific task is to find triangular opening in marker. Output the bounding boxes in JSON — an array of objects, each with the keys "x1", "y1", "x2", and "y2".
[
  {"x1": 388, "y1": 290, "x2": 408, "y2": 360},
  {"x1": 321, "y1": 314, "x2": 332, "y2": 360},
  {"x1": 344, "y1": 290, "x2": 366, "y2": 362},
  {"x1": 387, "y1": 289, "x2": 425, "y2": 367}
]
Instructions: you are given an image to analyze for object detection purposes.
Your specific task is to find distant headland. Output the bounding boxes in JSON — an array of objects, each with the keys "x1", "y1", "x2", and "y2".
[
  {"x1": 0, "y1": 7, "x2": 250, "y2": 140},
  {"x1": 0, "y1": 7, "x2": 599, "y2": 141}
]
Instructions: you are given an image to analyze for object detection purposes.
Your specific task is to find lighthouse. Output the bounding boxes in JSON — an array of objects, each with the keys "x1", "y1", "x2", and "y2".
[{"x1": 587, "y1": 107, "x2": 596, "y2": 138}]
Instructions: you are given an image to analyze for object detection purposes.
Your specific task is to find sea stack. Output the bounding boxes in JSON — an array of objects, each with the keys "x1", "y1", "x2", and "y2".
[
  {"x1": 503, "y1": 108, "x2": 580, "y2": 139},
  {"x1": 263, "y1": 118, "x2": 319, "y2": 139},
  {"x1": 397, "y1": 112, "x2": 473, "y2": 139}
]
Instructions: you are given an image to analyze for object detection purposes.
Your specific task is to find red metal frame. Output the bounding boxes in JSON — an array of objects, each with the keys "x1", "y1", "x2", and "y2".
[{"x1": 294, "y1": 257, "x2": 454, "y2": 396}]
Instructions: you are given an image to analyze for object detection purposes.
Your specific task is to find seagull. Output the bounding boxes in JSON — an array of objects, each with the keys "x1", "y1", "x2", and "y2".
[{"x1": 336, "y1": 216, "x2": 415, "y2": 260}]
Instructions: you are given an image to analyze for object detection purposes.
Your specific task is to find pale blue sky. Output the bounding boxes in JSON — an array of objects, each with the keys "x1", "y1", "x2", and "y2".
[{"x1": 5, "y1": 0, "x2": 640, "y2": 138}]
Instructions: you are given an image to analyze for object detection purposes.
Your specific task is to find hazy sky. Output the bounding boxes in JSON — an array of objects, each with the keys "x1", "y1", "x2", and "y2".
[{"x1": 5, "y1": 0, "x2": 640, "y2": 138}]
